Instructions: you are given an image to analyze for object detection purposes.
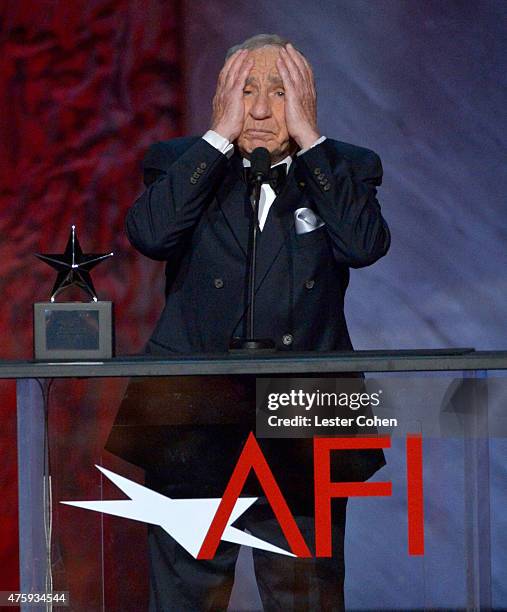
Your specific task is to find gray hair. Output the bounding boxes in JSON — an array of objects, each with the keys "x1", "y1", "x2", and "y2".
[{"x1": 225, "y1": 34, "x2": 303, "y2": 60}]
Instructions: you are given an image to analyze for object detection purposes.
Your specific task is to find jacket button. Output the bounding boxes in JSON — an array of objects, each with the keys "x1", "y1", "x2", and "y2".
[
  {"x1": 323, "y1": 183, "x2": 331, "y2": 191},
  {"x1": 305, "y1": 279, "x2": 315, "y2": 289},
  {"x1": 213, "y1": 278, "x2": 224, "y2": 288},
  {"x1": 282, "y1": 333, "x2": 293, "y2": 346},
  {"x1": 200, "y1": 162, "x2": 207, "y2": 170},
  {"x1": 192, "y1": 172, "x2": 200, "y2": 179},
  {"x1": 313, "y1": 168, "x2": 321, "y2": 175},
  {"x1": 196, "y1": 167, "x2": 204, "y2": 174},
  {"x1": 190, "y1": 177, "x2": 197, "y2": 184}
]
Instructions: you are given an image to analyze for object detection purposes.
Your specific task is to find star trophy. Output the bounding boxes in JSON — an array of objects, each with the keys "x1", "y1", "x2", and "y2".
[{"x1": 33, "y1": 225, "x2": 114, "y2": 360}]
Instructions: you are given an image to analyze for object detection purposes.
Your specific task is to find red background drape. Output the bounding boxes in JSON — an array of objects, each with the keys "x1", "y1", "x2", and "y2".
[{"x1": 0, "y1": 0, "x2": 183, "y2": 592}]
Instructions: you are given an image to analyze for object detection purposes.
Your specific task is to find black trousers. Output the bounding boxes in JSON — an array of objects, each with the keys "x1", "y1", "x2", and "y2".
[{"x1": 148, "y1": 498, "x2": 347, "y2": 612}]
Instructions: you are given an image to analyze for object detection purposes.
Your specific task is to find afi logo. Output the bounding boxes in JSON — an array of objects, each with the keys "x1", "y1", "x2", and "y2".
[{"x1": 63, "y1": 433, "x2": 424, "y2": 558}]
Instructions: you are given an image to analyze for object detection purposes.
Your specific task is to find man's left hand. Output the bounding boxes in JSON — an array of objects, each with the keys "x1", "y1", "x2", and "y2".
[{"x1": 277, "y1": 44, "x2": 320, "y2": 150}]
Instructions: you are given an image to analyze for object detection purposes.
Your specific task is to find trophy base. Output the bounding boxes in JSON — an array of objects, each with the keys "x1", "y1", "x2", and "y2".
[{"x1": 33, "y1": 301, "x2": 114, "y2": 360}]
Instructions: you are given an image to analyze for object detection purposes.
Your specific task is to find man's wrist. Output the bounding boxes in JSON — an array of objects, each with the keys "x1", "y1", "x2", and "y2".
[
  {"x1": 203, "y1": 130, "x2": 234, "y2": 157},
  {"x1": 209, "y1": 125, "x2": 236, "y2": 142},
  {"x1": 295, "y1": 129, "x2": 321, "y2": 151},
  {"x1": 297, "y1": 134, "x2": 326, "y2": 156}
]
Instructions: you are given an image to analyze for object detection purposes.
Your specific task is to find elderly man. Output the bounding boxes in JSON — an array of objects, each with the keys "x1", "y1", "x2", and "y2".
[{"x1": 125, "y1": 33, "x2": 390, "y2": 611}]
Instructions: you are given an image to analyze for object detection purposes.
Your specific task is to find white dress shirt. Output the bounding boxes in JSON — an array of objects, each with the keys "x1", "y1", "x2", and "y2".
[{"x1": 202, "y1": 130, "x2": 326, "y2": 231}]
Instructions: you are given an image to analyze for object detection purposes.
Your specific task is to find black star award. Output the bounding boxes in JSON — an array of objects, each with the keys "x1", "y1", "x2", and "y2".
[
  {"x1": 33, "y1": 225, "x2": 115, "y2": 360},
  {"x1": 36, "y1": 225, "x2": 114, "y2": 302}
]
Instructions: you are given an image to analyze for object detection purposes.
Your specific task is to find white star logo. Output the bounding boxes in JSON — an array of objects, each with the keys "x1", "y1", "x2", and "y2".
[{"x1": 62, "y1": 465, "x2": 295, "y2": 558}]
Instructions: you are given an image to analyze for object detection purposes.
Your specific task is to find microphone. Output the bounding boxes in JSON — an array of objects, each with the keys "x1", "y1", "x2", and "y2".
[{"x1": 249, "y1": 147, "x2": 271, "y2": 184}]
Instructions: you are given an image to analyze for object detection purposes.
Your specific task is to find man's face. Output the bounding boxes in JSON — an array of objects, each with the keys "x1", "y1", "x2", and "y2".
[{"x1": 236, "y1": 46, "x2": 295, "y2": 163}]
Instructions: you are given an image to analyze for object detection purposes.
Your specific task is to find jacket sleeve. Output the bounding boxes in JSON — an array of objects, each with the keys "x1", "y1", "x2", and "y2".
[
  {"x1": 296, "y1": 141, "x2": 391, "y2": 268},
  {"x1": 125, "y1": 138, "x2": 229, "y2": 261}
]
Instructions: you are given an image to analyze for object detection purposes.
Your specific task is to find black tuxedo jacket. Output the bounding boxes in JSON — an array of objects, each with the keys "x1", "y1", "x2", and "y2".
[
  {"x1": 111, "y1": 137, "x2": 390, "y2": 505},
  {"x1": 126, "y1": 137, "x2": 390, "y2": 354}
]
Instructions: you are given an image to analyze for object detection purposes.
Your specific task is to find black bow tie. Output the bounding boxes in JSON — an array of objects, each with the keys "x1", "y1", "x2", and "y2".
[{"x1": 243, "y1": 164, "x2": 287, "y2": 195}]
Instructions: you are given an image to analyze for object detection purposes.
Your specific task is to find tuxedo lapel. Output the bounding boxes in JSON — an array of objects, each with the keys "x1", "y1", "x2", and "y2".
[
  {"x1": 215, "y1": 154, "x2": 251, "y2": 258},
  {"x1": 254, "y1": 164, "x2": 299, "y2": 291},
  {"x1": 215, "y1": 154, "x2": 300, "y2": 289}
]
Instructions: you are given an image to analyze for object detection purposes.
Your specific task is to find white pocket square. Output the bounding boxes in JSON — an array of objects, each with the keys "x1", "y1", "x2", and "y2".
[{"x1": 294, "y1": 208, "x2": 325, "y2": 235}]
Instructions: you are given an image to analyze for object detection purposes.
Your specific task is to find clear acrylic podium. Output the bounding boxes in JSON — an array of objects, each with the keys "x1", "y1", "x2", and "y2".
[{"x1": 6, "y1": 350, "x2": 507, "y2": 611}]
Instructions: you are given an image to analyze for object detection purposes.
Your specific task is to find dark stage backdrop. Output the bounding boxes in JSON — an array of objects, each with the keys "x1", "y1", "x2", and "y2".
[{"x1": 0, "y1": 0, "x2": 184, "y2": 592}]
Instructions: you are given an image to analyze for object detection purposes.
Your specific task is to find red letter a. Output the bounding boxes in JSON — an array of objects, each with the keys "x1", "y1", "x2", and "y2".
[{"x1": 197, "y1": 432, "x2": 312, "y2": 560}]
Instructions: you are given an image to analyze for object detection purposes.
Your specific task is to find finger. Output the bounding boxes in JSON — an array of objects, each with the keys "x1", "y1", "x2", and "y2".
[
  {"x1": 224, "y1": 49, "x2": 250, "y2": 88},
  {"x1": 276, "y1": 56, "x2": 295, "y2": 91},
  {"x1": 220, "y1": 50, "x2": 246, "y2": 87},
  {"x1": 278, "y1": 54, "x2": 298, "y2": 90},
  {"x1": 233, "y1": 54, "x2": 254, "y2": 86},
  {"x1": 217, "y1": 51, "x2": 238, "y2": 85},
  {"x1": 283, "y1": 47, "x2": 316, "y2": 101},
  {"x1": 219, "y1": 49, "x2": 247, "y2": 86},
  {"x1": 285, "y1": 43, "x2": 306, "y2": 76},
  {"x1": 291, "y1": 46, "x2": 315, "y2": 86},
  {"x1": 235, "y1": 57, "x2": 254, "y2": 89},
  {"x1": 285, "y1": 45, "x2": 316, "y2": 96},
  {"x1": 280, "y1": 47, "x2": 304, "y2": 85}
]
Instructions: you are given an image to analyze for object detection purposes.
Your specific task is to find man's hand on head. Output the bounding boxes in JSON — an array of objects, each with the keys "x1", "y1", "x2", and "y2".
[
  {"x1": 211, "y1": 49, "x2": 254, "y2": 142},
  {"x1": 276, "y1": 44, "x2": 320, "y2": 150}
]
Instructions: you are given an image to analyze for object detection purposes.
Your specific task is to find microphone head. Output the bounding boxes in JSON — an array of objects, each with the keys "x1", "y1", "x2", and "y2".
[{"x1": 250, "y1": 147, "x2": 271, "y2": 181}]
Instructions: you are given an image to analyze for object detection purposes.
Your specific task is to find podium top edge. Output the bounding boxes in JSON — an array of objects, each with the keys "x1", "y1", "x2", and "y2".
[{"x1": 2, "y1": 349, "x2": 507, "y2": 378}]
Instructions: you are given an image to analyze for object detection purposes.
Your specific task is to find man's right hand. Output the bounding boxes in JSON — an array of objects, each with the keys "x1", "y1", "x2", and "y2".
[{"x1": 211, "y1": 49, "x2": 253, "y2": 142}]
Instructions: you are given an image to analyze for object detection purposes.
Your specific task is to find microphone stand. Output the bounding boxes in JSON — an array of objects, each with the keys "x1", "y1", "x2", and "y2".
[{"x1": 229, "y1": 149, "x2": 276, "y2": 352}]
